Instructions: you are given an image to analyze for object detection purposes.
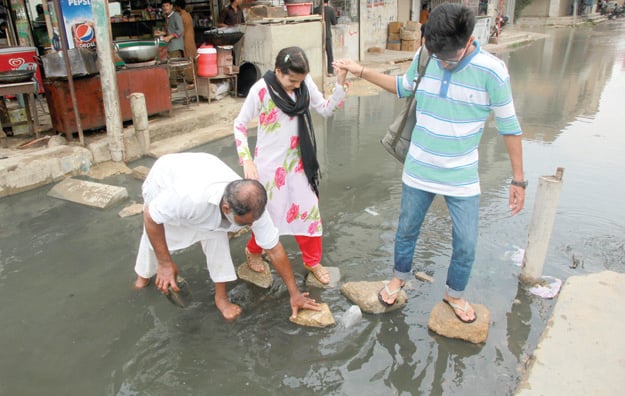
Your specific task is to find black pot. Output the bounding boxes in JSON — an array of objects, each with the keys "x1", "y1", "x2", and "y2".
[
  {"x1": 0, "y1": 69, "x2": 35, "y2": 84},
  {"x1": 203, "y1": 27, "x2": 244, "y2": 46}
]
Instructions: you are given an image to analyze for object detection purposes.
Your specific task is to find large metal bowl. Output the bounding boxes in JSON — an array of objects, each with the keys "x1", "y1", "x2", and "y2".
[
  {"x1": 114, "y1": 39, "x2": 159, "y2": 63},
  {"x1": 0, "y1": 69, "x2": 36, "y2": 84}
]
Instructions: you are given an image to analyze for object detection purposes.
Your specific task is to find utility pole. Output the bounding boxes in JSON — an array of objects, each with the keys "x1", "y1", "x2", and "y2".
[{"x1": 92, "y1": 0, "x2": 125, "y2": 162}]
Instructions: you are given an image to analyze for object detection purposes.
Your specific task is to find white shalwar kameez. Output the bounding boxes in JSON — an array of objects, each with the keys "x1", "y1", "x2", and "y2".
[{"x1": 134, "y1": 153, "x2": 279, "y2": 282}]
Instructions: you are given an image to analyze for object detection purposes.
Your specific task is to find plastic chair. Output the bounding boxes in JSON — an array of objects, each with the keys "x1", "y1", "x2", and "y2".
[{"x1": 17, "y1": 62, "x2": 47, "y2": 114}]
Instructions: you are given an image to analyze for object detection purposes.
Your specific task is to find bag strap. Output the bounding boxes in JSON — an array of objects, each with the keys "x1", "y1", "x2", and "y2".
[{"x1": 391, "y1": 46, "x2": 431, "y2": 147}]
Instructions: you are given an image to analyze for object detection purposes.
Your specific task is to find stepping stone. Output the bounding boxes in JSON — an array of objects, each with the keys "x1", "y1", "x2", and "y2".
[
  {"x1": 340, "y1": 281, "x2": 408, "y2": 314},
  {"x1": 415, "y1": 271, "x2": 434, "y2": 283},
  {"x1": 132, "y1": 165, "x2": 151, "y2": 180},
  {"x1": 427, "y1": 301, "x2": 490, "y2": 344},
  {"x1": 289, "y1": 303, "x2": 335, "y2": 328},
  {"x1": 47, "y1": 178, "x2": 128, "y2": 209},
  {"x1": 118, "y1": 202, "x2": 144, "y2": 218},
  {"x1": 237, "y1": 260, "x2": 272, "y2": 288},
  {"x1": 305, "y1": 266, "x2": 341, "y2": 289}
]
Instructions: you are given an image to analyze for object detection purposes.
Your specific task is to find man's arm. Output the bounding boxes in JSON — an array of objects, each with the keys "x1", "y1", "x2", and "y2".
[
  {"x1": 143, "y1": 206, "x2": 180, "y2": 293},
  {"x1": 265, "y1": 242, "x2": 321, "y2": 319},
  {"x1": 503, "y1": 134, "x2": 526, "y2": 216}
]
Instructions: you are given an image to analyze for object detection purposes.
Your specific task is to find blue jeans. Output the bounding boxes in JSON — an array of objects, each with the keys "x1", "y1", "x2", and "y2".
[{"x1": 393, "y1": 183, "x2": 480, "y2": 298}]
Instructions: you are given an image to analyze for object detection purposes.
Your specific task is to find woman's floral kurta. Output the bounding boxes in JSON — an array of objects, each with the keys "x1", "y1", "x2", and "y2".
[{"x1": 233, "y1": 75, "x2": 347, "y2": 236}]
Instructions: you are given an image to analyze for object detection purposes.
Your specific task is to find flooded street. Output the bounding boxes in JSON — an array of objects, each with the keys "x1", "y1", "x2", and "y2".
[{"x1": 2, "y1": 23, "x2": 625, "y2": 395}]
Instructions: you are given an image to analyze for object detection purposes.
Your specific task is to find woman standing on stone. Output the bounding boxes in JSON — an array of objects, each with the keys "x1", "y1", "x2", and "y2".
[{"x1": 232, "y1": 46, "x2": 348, "y2": 284}]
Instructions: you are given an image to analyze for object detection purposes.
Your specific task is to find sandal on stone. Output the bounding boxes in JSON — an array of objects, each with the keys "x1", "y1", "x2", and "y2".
[
  {"x1": 442, "y1": 299, "x2": 477, "y2": 323},
  {"x1": 245, "y1": 248, "x2": 265, "y2": 273},
  {"x1": 304, "y1": 263, "x2": 330, "y2": 284},
  {"x1": 377, "y1": 281, "x2": 405, "y2": 307}
]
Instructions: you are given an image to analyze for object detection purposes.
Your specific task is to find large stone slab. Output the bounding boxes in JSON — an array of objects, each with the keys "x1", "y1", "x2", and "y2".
[
  {"x1": 340, "y1": 281, "x2": 408, "y2": 314},
  {"x1": 47, "y1": 178, "x2": 128, "y2": 209},
  {"x1": 237, "y1": 260, "x2": 272, "y2": 288},
  {"x1": 516, "y1": 271, "x2": 625, "y2": 395},
  {"x1": 305, "y1": 266, "x2": 341, "y2": 289},
  {"x1": 427, "y1": 301, "x2": 490, "y2": 344},
  {"x1": 289, "y1": 303, "x2": 335, "y2": 328}
]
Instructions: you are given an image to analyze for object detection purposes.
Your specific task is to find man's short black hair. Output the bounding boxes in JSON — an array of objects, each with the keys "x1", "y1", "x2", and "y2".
[
  {"x1": 176, "y1": 0, "x2": 186, "y2": 8},
  {"x1": 425, "y1": 3, "x2": 475, "y2": 58},
  {"x1": 223, "y1": 179, "x2": 267, "y2": 219}
]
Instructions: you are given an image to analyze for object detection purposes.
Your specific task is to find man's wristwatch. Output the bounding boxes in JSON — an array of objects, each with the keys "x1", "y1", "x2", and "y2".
[{"x1": 511, "y1": 179, "x2": 528, "y2": 189}]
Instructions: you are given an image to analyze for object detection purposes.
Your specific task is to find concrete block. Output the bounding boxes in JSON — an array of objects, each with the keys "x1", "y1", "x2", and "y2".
[{"x1": 47, "y1": 178, "x2": 128, "y2": 209}]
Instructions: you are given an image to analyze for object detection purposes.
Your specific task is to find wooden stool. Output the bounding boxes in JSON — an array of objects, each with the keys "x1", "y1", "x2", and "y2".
[
  {"x1": 0, "y1": 81, "x2": 39, "y2": 138},
  {"x1": 167, "y1": 57, "x2": 199, "y2": 106}
]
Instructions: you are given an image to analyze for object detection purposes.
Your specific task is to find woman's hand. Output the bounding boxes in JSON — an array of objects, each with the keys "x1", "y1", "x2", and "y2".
[
  {"x1": 243, "y1": 159, "x2": 258, "y2": 180},
  {"x1": 333, "y1": 59, "x2": 362, "y2": 77},
  {"x1": 335, "y1": 64, "x2": 348, "y2": 85}
]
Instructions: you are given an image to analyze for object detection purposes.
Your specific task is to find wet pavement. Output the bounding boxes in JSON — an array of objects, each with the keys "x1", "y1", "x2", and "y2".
[{"x1": 1, "y1": 19, "x2": 625, "y2": 395}]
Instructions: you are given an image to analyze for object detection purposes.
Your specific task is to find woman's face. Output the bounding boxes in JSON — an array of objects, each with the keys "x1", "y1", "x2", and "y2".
[{"x1": 276, "y1": 69, "x2": 307, "y2": 94}]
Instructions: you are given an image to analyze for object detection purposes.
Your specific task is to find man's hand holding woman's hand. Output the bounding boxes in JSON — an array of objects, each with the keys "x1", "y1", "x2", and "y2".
[{"x1": 333, "y1": 59, "x2": 362, "y2": 77}]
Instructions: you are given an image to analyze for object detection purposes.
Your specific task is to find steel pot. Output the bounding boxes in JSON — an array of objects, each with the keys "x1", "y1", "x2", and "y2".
[{"x1": 114, "y1": 39, "x2": 159, "y2": 63}]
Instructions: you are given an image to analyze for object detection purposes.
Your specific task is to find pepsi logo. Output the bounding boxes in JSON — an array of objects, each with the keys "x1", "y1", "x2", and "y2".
[{"x1": 75, "y1": 23, "x2": 95, "y2": 43}]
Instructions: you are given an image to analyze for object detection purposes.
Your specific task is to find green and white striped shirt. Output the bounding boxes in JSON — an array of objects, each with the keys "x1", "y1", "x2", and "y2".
[{"x1": 397, "y1": 41, "x2": 522, "y2": 197}]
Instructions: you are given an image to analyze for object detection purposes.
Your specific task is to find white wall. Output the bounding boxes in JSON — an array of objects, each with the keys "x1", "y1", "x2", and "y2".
[
  {"x1": 242, "y1": 20, "x2": 324, "y2": 85},
  {"x1": 332, "y1": 22, "x2": 359, "y2": 61}
]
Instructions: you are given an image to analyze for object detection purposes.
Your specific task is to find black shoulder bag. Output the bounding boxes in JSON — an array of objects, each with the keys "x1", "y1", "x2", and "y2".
[{"x1": 380, "y1": 46, "x2": 431, "y2": 163}]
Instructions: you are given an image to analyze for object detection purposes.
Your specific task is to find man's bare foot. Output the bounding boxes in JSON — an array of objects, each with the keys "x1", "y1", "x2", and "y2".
[
  {"x1": 215, "y1": 297, "x2": 242, "y2": 320},
  {"x1": 134, "y1": 276, "x2": 151, "y2": 289},
  {"x1": 443, "y1": 294, "x2": 477, "y2": 323},
  {"x1": 245, "y1": 248, "x2": 265, "y2": 273}
]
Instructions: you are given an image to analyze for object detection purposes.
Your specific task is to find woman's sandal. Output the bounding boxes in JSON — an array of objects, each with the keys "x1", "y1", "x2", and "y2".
[
  {"x1": 245, "y1": 248, "x2": 266, "y2": 273},
  {"x1": 304, "y1": 263, "x2": 330, "y2": 284}
]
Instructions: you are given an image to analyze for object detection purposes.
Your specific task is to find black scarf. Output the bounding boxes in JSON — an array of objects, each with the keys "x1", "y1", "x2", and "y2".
[{"x1": 263, "y1": 70, "x2": 320, "y2": 196}]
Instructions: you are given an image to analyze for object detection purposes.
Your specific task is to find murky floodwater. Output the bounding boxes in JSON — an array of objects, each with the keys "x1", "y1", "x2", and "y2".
[{"x1": 2, "y1": 23, "x2": 625, "y2": 395}]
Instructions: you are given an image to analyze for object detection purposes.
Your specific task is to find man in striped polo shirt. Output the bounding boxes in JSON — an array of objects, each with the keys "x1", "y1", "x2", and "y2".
[{"x1": 334, "y1": 3, "x2": 525, "y2": 323}]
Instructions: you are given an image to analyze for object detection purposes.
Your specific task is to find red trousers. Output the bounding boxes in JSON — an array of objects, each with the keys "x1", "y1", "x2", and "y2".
[{"x1": 247, "y1": 232, "x2": 322, "y2": 266}]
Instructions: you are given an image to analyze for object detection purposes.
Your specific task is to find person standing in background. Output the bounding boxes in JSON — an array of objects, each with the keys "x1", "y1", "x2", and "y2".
[
  {"x1": 154, "y1": 0, "x2": 188, "y2": 91},
  {"x1": 218, "y1": 0, "x2": 245, "y2": 65},
  {"x1": 419, "y1": 4, "x2": 430, "y2": 24},
  {"x1": 218, "y1": 0, "x2": 245, "y2": 26},
  {"x1": 314, "y1": 0, "x2": 337, "y2": 75},
  {"x1": 175, "y1": 0, "x2": 196, "y2": 60}
]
